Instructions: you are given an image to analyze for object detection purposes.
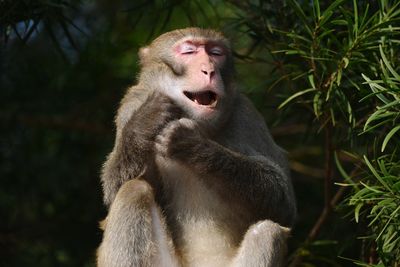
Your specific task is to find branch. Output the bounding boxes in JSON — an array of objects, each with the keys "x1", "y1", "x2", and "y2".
[
  {"x1": 289, "y1": 122, "x2": 336, "y2": 267},
  {"x1": 288, "y1": 186, "x2": 347, "y2": 267}
]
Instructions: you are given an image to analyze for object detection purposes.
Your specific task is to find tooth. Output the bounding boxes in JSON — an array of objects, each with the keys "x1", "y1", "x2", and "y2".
[{"x1": 194, "y1": 99, "x2": 199, "y2": 104}]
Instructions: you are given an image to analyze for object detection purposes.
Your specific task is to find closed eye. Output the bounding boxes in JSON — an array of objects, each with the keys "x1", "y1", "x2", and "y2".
[
  {"x1": 209, "y1": 47, "x2": 224, "y2": 56},
  {"x1": 180, "y1": 43, "x2": 197, "y2": 54}
]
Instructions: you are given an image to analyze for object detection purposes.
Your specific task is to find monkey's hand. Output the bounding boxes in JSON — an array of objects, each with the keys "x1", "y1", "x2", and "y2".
[
  {"x1": 124, "y1": 92, "x2": 183, "y2": 144},
  {"x1": 101, "y1": 92, "x2": 182, "y2": 207},
  {"x1": 155, "y1": 118, "x2": 203, "y2": 160}
]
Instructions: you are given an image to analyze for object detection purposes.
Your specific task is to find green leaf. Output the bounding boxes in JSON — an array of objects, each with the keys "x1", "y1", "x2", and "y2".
[
  {"x1": 358, "y1": 3, "x2": 370, "y2": 31},
  {"x1": 376, "y1": 205, "x2": 400, "y2": 240},
  {"x1": 334, "y1": 151, "x2": 357, "y2": 188},
  {"x1": 378, "y1": 100, "x2": 400, "y2": 110},
  {"x1": 287, "y1": 32, "x2": 312, "y2": 43},
  {"x1": 278, "y1": 88, "x2": 316, "y2": 109},
  {"x1": 379, "y1": 45, "x2": 400, "y2": 81},
  {"x1": 353, "y1": 0, "x2": 358, "y2": 37},
  {"x1": 329, "y1": 108, "x2": 335, "y2": 126},
  {"x1": 354, "y1": 203, "x2": 363, "y2": 223},
  {"x1": 369, "y1": 207, "x2": 386, "y2": 226},
  {"x1": 359, "y1": 182, "x2": 384, "y2": 194},
  {"x1": 311, "y1": 240, "x2": 338, "y2": 246},
  {"x1": 343, "y1": 57, "x2": 349, "y2": 68},
  {"x1": 313, "y1": 0, "x2": 321, "y2": 19},
  {"x1": 308, "y1": 74, "x2": 316, "y2": 89},
  {"x1": 331, "y1": 19, "x2": 347, "y2": 25},
  {"x1": 363, "y1": 109, "x2": 393, "y2": 131},
  {"x1": 381, "y1": 125, "x2": 400, "y2": 152},
  {"x1": 285, "y1": 50, "x2": 307, "y2": 55},
  {"x1": 364, "y1": 156, "x2": 393, "y2": 194},
  {"x1": 287, "y1": 0, "x2": 313, "y2": 36},
  {"x1": 362, "y1": 74, "x2": 392, "y2": 105},
  {"x1": 363, "y1": 118, "x2": 393, "y2": 134},
  {"x1": 319, "y1": 0, "x2": 346, "y2": 27},
  {"x1": 313, "y1": 91, "x2": 322, "y2": 118},
  {"x1": 336, "y1": 69, "x2": 342, "y2": 86}
]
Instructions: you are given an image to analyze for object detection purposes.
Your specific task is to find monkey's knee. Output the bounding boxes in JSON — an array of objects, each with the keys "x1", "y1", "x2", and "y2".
[
  {"x1": 232, "y1": 220, "x2": 290, "y2": 267},
  {"x1": 104, "y1": 179, "x2": 156, "y2": 235},
  {"x1": 98, "y1": 179, "x2": 157, "y2": 267},
  {"x1": 112, "y1": 179, "x2": 155, "y2": 209},
  {"x1": 247, "y1": 220, "x2": 290, "y2": 245}
]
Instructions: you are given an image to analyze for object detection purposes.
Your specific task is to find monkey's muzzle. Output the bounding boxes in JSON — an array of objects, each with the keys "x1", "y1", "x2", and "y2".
[{"x1": 184, "y1": 91, "x2": 217, "y2": 107}]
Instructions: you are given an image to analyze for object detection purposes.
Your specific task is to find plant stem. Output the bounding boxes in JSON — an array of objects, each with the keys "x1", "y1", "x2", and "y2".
[{"x1": 289, "y1": 122, "x2": 336, "y2": 266}]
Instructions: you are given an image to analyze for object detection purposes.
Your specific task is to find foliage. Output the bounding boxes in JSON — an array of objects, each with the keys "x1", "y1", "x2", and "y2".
[
  {"x1": 349, "y1": 47, "x2": 400, "y2": 266},
  {"x1": 227, "y1": 0, "x2": 400, "y2": 265},
  {"x1": 225, "y1": 0, "x2": 400, "y2": 265},
  {"x1": 0, "y1": 0, "x2": 83, "y2": 58}
]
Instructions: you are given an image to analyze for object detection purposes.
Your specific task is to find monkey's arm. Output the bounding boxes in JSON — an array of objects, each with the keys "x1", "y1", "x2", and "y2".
[
  {"x1": 156, "y1": 118, "x2": 295, "y2": 226},
  {"x1": 101, "y1": 92, "x2": 182, "y2": 207}
]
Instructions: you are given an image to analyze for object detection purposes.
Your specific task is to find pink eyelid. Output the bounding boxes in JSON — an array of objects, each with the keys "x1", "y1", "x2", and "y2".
[{"x1": 180, "y1": 43, "x2": 197, "y2": 54}]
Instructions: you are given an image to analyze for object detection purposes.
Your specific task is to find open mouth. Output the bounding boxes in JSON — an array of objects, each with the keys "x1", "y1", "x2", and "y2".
[{"x1": 184, "y1": 90, "x2": 218, "y2": 107}]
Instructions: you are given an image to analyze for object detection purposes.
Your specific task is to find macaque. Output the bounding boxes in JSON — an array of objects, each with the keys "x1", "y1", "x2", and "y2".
[{"x1": 97, "y1": 28, "x2": 296, "y2": 267}]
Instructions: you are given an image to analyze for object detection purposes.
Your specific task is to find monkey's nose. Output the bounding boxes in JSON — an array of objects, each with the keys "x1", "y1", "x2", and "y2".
[{"x1": 201, "y1": 65, "x2": 215, "y2": 80}]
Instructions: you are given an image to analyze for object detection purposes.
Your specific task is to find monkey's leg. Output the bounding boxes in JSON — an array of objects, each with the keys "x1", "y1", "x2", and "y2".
[
  {"x1": 97, "y1": 179, "x2": 180, "y2": 267},
  {"x1": 230, "y1": 220, "x2": 290, "y2": 267}
]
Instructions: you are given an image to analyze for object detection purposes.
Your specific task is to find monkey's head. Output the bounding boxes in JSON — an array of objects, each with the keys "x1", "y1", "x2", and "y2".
[{"x1": 138, "y1": 28, "x2": 236, "y2": 132}]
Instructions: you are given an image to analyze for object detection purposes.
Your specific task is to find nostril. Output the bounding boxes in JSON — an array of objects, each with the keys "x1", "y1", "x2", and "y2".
[
  {"x1": 209, "y1": 70, "x2": 215, "y2": 78},
  {"x1": 201, "y1": 69, "x2": 215, "y2": 76}
]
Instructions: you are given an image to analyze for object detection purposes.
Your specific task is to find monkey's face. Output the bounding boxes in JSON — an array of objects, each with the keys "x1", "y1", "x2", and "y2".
[
  {"x1": 172, "y1": 37, "x2": 227, "y2": 116},
  {"x1": 164, "y1": 39, "x2": 235, "y2": 132},
  {"x1": 139, "y1": 28, "x2": 235, "y2": 131}
]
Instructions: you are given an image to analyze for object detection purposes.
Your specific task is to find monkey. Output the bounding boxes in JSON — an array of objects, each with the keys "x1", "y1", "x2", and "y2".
[{"x1": 97, "y1": 28, "x2": 296, "y2": 267}]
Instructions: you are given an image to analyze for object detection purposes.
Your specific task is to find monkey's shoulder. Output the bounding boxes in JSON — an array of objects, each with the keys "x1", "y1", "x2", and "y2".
[{"x1": 114, "y1": 86, "x2": 154, "y2": 130}]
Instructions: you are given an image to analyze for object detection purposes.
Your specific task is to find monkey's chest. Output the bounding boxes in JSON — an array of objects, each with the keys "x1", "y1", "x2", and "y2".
[{"x1": 155, "y1": 157, "x2": 241, "y2": 266}]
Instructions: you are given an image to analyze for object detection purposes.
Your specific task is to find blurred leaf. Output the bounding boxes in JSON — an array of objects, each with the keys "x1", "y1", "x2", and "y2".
[
  {"x1": 381, "y1": 125, "x2": 400, "y2": 152},
  {"x1": 278, "y1": 88, "x2": 316, "y2": 109}
]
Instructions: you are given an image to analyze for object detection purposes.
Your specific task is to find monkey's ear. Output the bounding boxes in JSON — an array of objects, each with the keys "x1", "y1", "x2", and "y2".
[{"x1": 139, "y1": 47, "x2": 150, "y2": 64}]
